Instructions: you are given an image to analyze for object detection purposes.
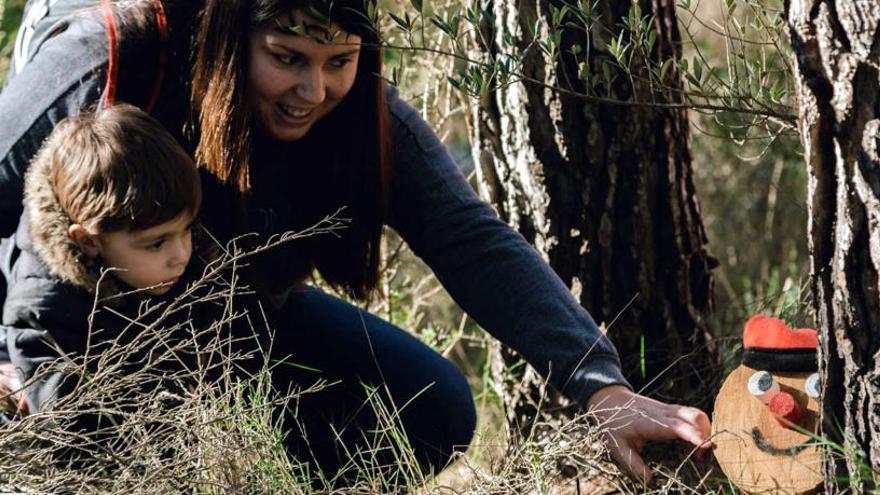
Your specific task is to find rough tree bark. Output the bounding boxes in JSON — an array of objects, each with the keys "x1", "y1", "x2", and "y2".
[
  {"x1": 786, "y1": 0, "x2": 880, "y2": 490},
  {"x1": 466, "y1": 0, "x2": 716, "y2": 432}
]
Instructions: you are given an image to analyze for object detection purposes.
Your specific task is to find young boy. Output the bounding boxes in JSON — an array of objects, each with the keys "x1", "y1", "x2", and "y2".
[{"x1": 2, "y1": 104, "x2": 206, "y2": 415}]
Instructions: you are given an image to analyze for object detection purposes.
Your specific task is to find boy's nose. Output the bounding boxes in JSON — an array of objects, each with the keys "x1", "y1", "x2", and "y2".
[{"x1": 168, "y1": 239, "x2": 190, "y2": 266}]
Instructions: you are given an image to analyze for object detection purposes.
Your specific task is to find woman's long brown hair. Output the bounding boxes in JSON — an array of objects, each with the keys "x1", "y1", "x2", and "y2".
[{"x1": 191, "y1": 0, "x2": 391, "y2": 300}]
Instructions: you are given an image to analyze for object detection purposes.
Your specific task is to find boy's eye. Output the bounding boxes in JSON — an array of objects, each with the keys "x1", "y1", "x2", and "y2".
[{"x1": 146, "y1": 239, "x2": 165, "y2": 251}]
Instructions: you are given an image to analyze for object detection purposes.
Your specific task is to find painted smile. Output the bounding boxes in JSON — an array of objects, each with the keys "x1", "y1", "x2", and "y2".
[{"x1": 750, "y1": 427, "x2": 813, "y2": 456}]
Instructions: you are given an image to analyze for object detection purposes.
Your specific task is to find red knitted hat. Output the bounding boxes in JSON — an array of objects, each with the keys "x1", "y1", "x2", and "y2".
[{"x1": 742, "y1": 315, "x2": 818, "y2": 372}]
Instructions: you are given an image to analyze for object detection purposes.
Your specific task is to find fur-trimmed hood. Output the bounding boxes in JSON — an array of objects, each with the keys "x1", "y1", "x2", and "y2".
[{"x1": 23, "y1": 147, "x2": 117, "y2": 294}]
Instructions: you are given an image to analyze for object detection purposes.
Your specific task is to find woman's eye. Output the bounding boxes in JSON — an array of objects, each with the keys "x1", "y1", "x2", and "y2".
[
  {"x1": 272, "y1": 53, "x2": 297, "y2": 65},
  {"x1": 330, "y1": 58, "x2": 352, "y2": 68}
]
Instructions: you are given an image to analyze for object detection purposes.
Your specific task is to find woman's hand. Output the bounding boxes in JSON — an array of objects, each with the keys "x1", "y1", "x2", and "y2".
[{"x1": 586, "y1": 385, "x2": 712, "y2": 485}]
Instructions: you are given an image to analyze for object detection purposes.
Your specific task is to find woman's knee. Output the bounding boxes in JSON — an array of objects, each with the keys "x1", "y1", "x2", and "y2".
[
  {"x1": 403, "y1": 358, "x2": 476, "y2": 472},
  {"x1": 441, "y1": 361, "x2": 477, "y2": 452}
]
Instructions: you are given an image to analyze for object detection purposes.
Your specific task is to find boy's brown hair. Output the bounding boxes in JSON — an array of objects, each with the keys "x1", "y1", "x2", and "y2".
[{"x1": 34, "y1": 103, "x2": 201, "y2": 233}]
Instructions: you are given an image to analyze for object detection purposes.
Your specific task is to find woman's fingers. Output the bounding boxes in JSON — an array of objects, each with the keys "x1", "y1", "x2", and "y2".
[
  {"x1": 586, "y1": 386, "x2": 714, "y2": 482},
  {"x1": 670, "y1": 405, "x2": 713, "y2": 448},
  {"x1": 605, "y1": 430, "x2": 653, "y2": 485}
]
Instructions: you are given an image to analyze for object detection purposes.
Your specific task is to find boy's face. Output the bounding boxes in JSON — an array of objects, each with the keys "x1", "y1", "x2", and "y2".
[{"x1": 82, "y1": 213, "x2": 195, "y2": 295}]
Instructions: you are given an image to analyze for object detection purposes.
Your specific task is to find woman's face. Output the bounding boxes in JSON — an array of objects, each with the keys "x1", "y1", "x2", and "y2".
[{"x1": 248, "y1": 11, "x2": 362, "y2": 142}]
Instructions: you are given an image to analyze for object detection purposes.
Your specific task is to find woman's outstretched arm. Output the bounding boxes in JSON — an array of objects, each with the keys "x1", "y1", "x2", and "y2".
[
  {"x1": 388, "y1": 84, "x2": 626, "y2": 403},
  {"x1": 385, "y1": 85, "x2": 711, "y2": 481}
]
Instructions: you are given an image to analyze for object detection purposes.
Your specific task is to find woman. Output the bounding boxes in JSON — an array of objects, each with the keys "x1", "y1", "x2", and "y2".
[{"x1": 0, "y1": 0, "x2": 711, "y2": 484}]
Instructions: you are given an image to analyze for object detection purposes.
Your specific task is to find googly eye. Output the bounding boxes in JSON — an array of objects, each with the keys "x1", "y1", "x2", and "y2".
[
  {"x1": 747, "y1": 370, "x2": 779, "y2": 403},
  {"x1": 805, "y1": 372, "x2": 821, "y2": 399}
]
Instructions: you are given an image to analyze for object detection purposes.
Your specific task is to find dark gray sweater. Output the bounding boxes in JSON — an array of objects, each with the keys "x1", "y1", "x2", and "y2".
[{"x1": 0, "y1": 2, "x2": 629, "y2": 406}]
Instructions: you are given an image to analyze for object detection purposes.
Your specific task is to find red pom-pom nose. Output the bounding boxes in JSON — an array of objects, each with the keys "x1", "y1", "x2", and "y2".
[{"x1": 768, "y1": 391, "x2": 803, "y2": 428}]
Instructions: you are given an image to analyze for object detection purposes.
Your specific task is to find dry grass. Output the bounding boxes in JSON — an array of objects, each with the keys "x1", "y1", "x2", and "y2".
[
  {"x1": 0, "y1": 216, "x2": 734, "y2": 494},
  {"x1": 0, "y1": 216, "x2": 353, "y2": 494}
]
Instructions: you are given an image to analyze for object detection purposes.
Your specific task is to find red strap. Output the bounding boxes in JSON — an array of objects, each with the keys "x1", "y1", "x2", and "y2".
[
  {"x1": 145, "y1": 0, "x2": 168, "y2": 113},
  {"x1": 101, "y1": 0, "x2": 168, "y2": 113},
  {"x1": 100, "y1": 0, "x2": 119, "y2": 107}
]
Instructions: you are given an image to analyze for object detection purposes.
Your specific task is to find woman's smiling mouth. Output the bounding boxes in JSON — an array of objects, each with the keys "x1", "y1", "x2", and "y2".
[{"x1": 277, "y1": 103, "x2": 313, "y2": 119}]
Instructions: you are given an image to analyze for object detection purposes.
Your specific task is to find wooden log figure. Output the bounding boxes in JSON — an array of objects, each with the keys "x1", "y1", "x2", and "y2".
[{"x1": 712, "y1": 315, "x2": 823, "y2": 494}]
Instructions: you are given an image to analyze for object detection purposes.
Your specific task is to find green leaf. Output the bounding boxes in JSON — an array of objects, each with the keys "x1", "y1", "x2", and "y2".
[
  {"x1": 549, "y1": 4, "x2": 560, "y2": 25},
  {"x1": 693, "y1": 57, "x2": 703, "y2": 82},
  {"x1": 559, "y1": 5, "x2": 571, "y2": 21},
  {"x1": 602, "y1": 60, "x2": 612, "y2": 81},
  {"x1": 389, "y1": 11, "x2": 410, "y2": 30},
  {"x1": 659, "y1": 58, "x2": 673, "y2": 80},
  {"x1": 499, "y1": 58, "x2": 510, "y2": 76},
  {"x1": 430, "y1": 15, "x2": 452, "y2": 35},
  {"x1": 640, "y1": 336, "x2": 646, "y2": 380},
  {"x1": 410, "y1": 0, "x2": 423, "y2": 14},
  {"x1": 610, "y1": 31, "x2": 626, "y2": 63},
  {"x1": 752, "y1": 16, "x2": 763, "y2": 31},
  {"x1": 530, "y1": 19, "x2": 540, "y2": 38},
  {"x1": 578, "y1": 61, "x2": 589, "y2": 80},
  {"x1": 482, "y1": 6, "x2": 494, "y2": 24},
  {"x1": 578, "y1": 0, "x2": 592, "y2": 17},
  {"x1": 502, "y1": 30, "x2": 515, "y2": 46},
  {"x1": 465, "y1": 7, "x2": 478, "y2": 25},
  {"x1": 451, "y1": 11, "x2": 461, "y2": 36},
  {"x1": 768, "y1": 81, "x2": 787, "y2": 103}
]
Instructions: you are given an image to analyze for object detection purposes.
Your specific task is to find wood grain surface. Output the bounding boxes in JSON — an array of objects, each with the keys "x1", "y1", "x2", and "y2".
[{"x1": 713, "y1": 365, "x2": 822, "y2": 494}]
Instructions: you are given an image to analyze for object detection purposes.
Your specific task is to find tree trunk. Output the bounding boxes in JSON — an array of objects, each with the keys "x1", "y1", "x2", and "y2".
[
  {"x1": 466, "y1": 0, "x2": 716, "y2": 433},
  {"x1": 786, "y1": 0, "x2": 880, "y2": 490}
]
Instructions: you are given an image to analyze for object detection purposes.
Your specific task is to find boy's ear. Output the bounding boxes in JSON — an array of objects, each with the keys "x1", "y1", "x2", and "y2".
[{"x1": 68, "y1": 224, "x2": 101, "y2": 259}]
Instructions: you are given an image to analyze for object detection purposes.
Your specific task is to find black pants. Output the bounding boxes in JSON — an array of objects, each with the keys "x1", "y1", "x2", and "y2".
[{"x1": 269, "y1": 285, "x2": 476, "y2": 481}]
